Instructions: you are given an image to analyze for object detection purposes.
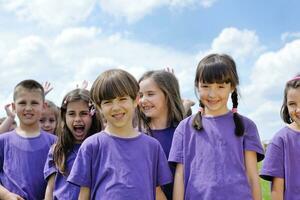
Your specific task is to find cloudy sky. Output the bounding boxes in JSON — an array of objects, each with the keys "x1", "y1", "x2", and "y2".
[{"x1": 0, "y1": 0, "x2": 299, "y2": 140}]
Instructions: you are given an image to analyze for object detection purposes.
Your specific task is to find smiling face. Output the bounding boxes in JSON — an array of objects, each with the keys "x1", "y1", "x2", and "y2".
[
  {"x1": 198, "y1": 82, "x2": 233, "y2": 116},
  {"x1": 100, "y1": 95, "x2": 137, "y2": 134},
  {"x1": 139, "y1": 78, "x2": 168, "y2": 121},
  {"x1": 287, "y1": 87, "x2": 300, "y2": 130},
  {"x1": 13, "y1": 88, "x2": 45, "y2": 128},
  {"x1": 65, "y1": 100, "x2": 92, "y2": 143},
  {"x1": 39, "y1": 107, "x2": 57, "y2": 134}
]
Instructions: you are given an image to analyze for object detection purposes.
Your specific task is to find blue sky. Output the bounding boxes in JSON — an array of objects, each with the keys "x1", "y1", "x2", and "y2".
[{"x1": 0, "y1": 0, "x2": 299, "y2": 140}]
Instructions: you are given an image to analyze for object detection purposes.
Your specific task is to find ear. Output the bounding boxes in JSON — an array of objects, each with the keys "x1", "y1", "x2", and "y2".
[{"x1": 134, "y1": 95, "x2": 140, "y2": 107}]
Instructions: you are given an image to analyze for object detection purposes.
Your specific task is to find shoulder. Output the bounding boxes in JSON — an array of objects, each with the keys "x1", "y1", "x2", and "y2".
[
  {"x1": 41, "y1": 130, "x2": 57, "y2": 141},
  {"x1": 0, "y1": 130, "x2": 17, "y2": 142},
  {"x1": 270, "y1": 126, "x2": 292, "y2": 145},
  {"x1": 238, "y1": 113, "x2": 257, "y2": 128},
  {"x1": 81, "y1": 131, "x2": 104, "y2": 148}
]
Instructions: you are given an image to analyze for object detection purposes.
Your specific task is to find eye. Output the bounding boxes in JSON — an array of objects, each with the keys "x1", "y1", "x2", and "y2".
[
  {"x1": 80, "y1": 111, "x2": 90, "y2": 117},
  {"x1": 39, "y1": 118, "x2": 45, "y2": 123},
  {"x1": 120, "y1": 97, "x2": 128, "y2": 101},
  {"x1": 67, "y1": 112, "x2": 75, "y2": 116}
]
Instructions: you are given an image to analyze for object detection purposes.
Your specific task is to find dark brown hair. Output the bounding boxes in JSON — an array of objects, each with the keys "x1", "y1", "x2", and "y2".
[
  {"x1": 192, "y1": 53, "x2": 245, "y2": 136},
  {"x1": 280, "y1": 74, "x2": 300, "y2": 123},
  {"x1": 53, "y1": 89, "x2": 102, "y2": 175}
]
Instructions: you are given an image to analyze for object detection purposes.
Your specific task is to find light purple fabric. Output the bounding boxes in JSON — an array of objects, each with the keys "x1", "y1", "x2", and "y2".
[
  {"x1": 0, "y1": 130, "x2": 56, "y2": 200},
  {"x1": 260, "y1": 126, "x2": 300, "y2": 199},
  {"x1": 44, "y1": 144, "x2": 81, "y2": 200},
  {"x1": 67, "y1": 131, "x2": 172, "y2": 200},
  {"x1": 169, "y1": 112, "x2": 264, "y2": 200}
]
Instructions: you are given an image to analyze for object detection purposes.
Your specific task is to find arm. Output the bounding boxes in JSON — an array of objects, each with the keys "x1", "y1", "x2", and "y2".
[
  {"x1": 44, "y1": 173, "x2": 55, "y2": 200},
  {"x1": 244, "y1": 150, "x2": 261, "y2": 200},
  {"x1": 0, "y1": 104, "x2": 16, "y2": 134},
  {"x1": 78, "y1": 187, "x2": 90, "y2": 200},
  {"x1": 173, "y1": 163, "x2": 184, "y2": 200},
  {"x1": 156, "y1": 186, "x2": 167, "y2": 200},
  {"x1": 0, "y1": 185, "x2": 24, "y2": 200},
  {"x1": 271, "y1": 177, "x2": 284, "y2": 200}
]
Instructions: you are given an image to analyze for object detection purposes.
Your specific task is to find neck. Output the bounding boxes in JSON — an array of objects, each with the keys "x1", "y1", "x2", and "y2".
[
  {"x1": 149, "y1": 110, "x2": 169, "y2": 130},
  {"x1": 16, "y1": 123, "x2": 41, "y2": 137},
  {"x1": 105, "y1": 125, "x2": 139, "y2": 138},
  {"x1": 289, "y1": 122, "x2": 300, "y2": 132}
]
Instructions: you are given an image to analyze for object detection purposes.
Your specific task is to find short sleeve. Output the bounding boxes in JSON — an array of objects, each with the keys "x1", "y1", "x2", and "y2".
[
  {"x1": 156, "y1": 143, "x2": 172, "y2": 186},
  {"x1": 168, "y1": 125, "x2": 184, "y2": 164},
  {"x1": 67, "y1": 139, "x2": 93, "y2": 188},
  {"x1": 43, "y1": 145, "x2": 57, "y2": 180},
  {"x1": 243, "y1": 120, "x2": 264, "y2": 162},
  {"x1": 0, "y1": 136, "x2": 4, "y2": 171},
  {"x1": 260, "y1": 137, "x2": 284, "y2": 181}
]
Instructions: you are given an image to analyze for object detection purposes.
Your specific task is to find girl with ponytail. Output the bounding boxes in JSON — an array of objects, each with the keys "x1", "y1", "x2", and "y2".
[{"x1": 169, "y1": 54, "x2": 264, "y2": 200}]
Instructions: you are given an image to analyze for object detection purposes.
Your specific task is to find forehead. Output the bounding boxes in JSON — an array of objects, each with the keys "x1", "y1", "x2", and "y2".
[
  {"x1": 139, "y1": 78, "x2": 160, "y2": 91},
  {"x1": 14, "y1": 89, "x2": 44, "y2": 101},
  {"x1": 287, "y1": 87, "x2": 300, "y2": 101},
  {"x1": 66, "y1": 100, "x2": 88, "y2": 111},
  {"x1": 42, "y1": 108, "x2": 56, "y2": 116}
]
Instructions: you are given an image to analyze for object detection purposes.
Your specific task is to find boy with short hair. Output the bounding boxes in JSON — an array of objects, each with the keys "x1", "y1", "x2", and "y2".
[{"x1": 0, "y1": 79, "x2": 56, "y2": 200}]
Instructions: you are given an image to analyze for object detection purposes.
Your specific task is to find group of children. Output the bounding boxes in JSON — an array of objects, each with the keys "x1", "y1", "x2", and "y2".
[{"x1": 0, "y1": 53, "x2": 299, "y2": 200}]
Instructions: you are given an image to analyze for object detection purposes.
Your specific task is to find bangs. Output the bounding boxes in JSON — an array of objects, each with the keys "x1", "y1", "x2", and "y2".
[
  {"x1": 91, "y1": 69, "x2": 139, "y2": 104},
  {"x1": 199, "y1": 63, "x2": 234, "y2": 84},
  {"x1": 99, "y1": 77, "x2": 131, "y2": 100}
]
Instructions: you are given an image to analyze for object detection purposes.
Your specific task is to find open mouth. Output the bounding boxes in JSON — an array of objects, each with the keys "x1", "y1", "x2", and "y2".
[{"x1": 73, "y1": 125, "x2": 86, "y2": 137}]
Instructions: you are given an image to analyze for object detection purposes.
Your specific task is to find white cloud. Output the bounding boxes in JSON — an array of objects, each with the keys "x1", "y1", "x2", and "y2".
[
  {"x1": 1, "y1": 0, "x2": 217, "y2": 25},
  {"x1": 0, "y1": 0, "x2": 96, "y2": 26},
  {"x1": 209, "y1": 27, "x2": 264, "y2": 60}
]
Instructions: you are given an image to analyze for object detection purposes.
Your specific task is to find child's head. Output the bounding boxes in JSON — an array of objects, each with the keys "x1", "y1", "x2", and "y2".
[
  {"x1": 58, "y1": 88, "x2": 102, "y2": 144},
  {"x1": 90, "y1": 69, "x2": 139, "y2": 131},
  {"x1": 12, "y1": 79, "x2": 45, "y2": 127},
  {"x1": 193, "y1": 53, "x2": 244, "y2": 136},
  {"x1": 39, "y1": 100, "x2": 59, "y2": 134},
  {"x1": 138, "y1": 70, "x2": 184, "y2": 131},
  {"x1": 281, "y1": 74, "x2": 300, "y2": 126}
]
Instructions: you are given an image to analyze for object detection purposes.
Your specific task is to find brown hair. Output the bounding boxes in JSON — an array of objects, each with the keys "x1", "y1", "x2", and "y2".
[
  {"x1": 53, "y1": 89, "x2": 102, "y2": 175},
  {"x1": 13, "y1": 79, "x2": 45, "y2": 101},
  {"x1": 280, "y1": 74, "x2": 300, "y2": 123},
  {"x1": 138, "y1": 70, "x2": 185, "y2": 134},
  {"x1": 192, "y1": 53, "x2": 245, "y2": 136}
]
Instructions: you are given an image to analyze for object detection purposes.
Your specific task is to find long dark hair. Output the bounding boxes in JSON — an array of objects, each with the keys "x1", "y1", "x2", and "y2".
[
  {"x1": 53, "y1": 89, "x2": 102, "y2": 175},
  {"x1": 192, "y1": 53, "x2": 245, "y2": 136},
  {"x1": 280, "y1": 74, "x2": 300, "y2": 123},
  {"x1": 138, "y1": 70, "x2": 185, "y2": 134}
]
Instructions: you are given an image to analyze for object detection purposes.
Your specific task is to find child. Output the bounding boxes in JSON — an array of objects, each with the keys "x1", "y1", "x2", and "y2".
[
  {"x1": 67, "y1": 69, "x2": 172, "y2": 200},
  {"x1": 44, "y1": 89, "x2": 102, "y2": 200},
  {"x1": 39, "y1": 100, "x2": 59, "y2": 134},
  {"x1": 139, "y1": 70, "x2": 185, "y2": 199},
  {"x1": 0, "y1": 79, "x2": 56, "y2": 200},
  {"x1": 260, "y1": 74, "x2": 300, "y2": 199},
  {"x1": 168, "y1": 54, "x2": 264, "y2": 200}
]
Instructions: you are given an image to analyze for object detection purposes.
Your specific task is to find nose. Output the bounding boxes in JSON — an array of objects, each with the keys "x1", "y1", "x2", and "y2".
[
  {"x1": 208, "y1": 88, "x2": 216, "y2": 98},
  {"x1": 25, "y1": 104, "x2": 33, "y2": 110}
]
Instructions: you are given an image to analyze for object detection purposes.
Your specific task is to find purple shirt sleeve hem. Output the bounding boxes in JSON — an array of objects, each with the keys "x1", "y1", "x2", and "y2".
[
  {"x1": 244, "y1": 148, "x2": 265, "y2": 162},
  {"x1": 157, "y1": 177, "x2": 173, "y2": 186},
  {"x1": 44, "y1": 168, "x2": 57, "y2": 180},
  {"x1": 67, "y1": 176, "x2": 90, "y2": 188},
  {"x1": 260, "y1": 171, "x2": 284, "y2": 181}
]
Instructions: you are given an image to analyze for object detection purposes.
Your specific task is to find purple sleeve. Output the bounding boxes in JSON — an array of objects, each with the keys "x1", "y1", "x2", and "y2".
[
  {"x1": 260, "y1": 137, "x2": 284, "y2": 181},
  {"x1": 156, "y1": 143, "x2": 173, "y2": 186},
  {"x1": 168, "y1": 126, "x2": 183, "y2": 164},
  {"x1": 0, "y1": 136, "x2": 3, "y2": 171},
  {"x1": 43, "y1": 146, "x2": 57, "y2": 180},
  {"x1": 67, "y1": 140, "x2": 93, "y2": 188},
  {"x1": 243, "y1": 120, "x2": 264, "y2": 162}
]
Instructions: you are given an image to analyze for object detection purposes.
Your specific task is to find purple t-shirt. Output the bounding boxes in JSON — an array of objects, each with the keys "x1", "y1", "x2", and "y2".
[
  {"x1": 152, "y1": 127, "x2": 176, "y2": 199},
  {"x1": 44, "y1": 143, "x2": 81, "y2": 200},
  {"x1": 67, "y1": 131, "x2": 172, "y2": 200},
  {"x1": 0, "y1": 130, "x2": 56, "y2": 200},
  {"x1": 260, "y1": 126, "x2": 300, "y2": 199},
  {"x1": 169, "y1": 112, "x2": 264, "y2": 200}
]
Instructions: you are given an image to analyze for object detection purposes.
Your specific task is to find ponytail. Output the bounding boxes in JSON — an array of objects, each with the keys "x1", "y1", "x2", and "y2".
[
  {"x1": 231, "y1": 90, "x2": 244, "y2": 136},
  {"x1": 192, "y1": 101, "x2": 204, "y2": 131}
]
